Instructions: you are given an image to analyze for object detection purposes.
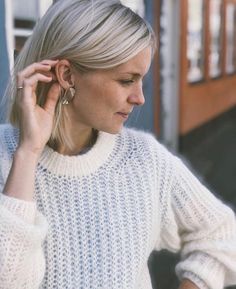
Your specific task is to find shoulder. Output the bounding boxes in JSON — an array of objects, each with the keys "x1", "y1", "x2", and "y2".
[
  {"x1": 0, "y1": 123, "x2": 19, "y2": 142},
  {"x1": 0, "y1": 124, "x2": 18, "y2": 185},
  {"x1": 0, "y1": 123, "x2": 19, "y2": 157},
  {"x1": 118, "y1": 127, "x2": 191, "y2": 176},
  {"x1": 119, "y1": 126, "x2": 157, "y2": 145},
  {"x1": 116, "y1": 127, "x2": 175, "y2": 169},
  {"x1": 119, "y1": 127, "x2": 170, "y2": 157}
]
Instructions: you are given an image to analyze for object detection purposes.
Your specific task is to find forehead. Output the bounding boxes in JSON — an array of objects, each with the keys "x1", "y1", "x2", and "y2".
[
  {"x1": 77, "y1": 47, "x2": 152, "y2": 80},
  {"x1": 114, "y1": 47, "x2": 152, "y2": 75}
]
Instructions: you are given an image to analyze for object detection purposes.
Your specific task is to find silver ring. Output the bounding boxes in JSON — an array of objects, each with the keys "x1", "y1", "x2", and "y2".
[{"x1": 17, "y1": 86, "x2": 24, "y2": 90}]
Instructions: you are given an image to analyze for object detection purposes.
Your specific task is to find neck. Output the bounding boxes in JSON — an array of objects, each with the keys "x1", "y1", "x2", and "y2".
[{"x1": 56, "y1": 127, "x2": 97, "y2": 156}]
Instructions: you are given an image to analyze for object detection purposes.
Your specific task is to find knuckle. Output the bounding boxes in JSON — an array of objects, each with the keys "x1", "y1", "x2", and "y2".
[{"x1": 32, "y1": 63, "x2": 38, "y2": 72}]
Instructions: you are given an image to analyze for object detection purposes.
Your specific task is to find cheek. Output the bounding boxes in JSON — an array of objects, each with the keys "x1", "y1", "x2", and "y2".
[
  {"x1": 73, "y1": 87, "x2": 107, "y2": 117},
  {"x1": 76, "y1": 78, "x2": 123, "y2": 113},
  {"x1": 99, "y1": 83, "x2": 125, "y2": 106},
  {"x1": 74, "y1": 84, "x2": 98, "y2": 106},
  {"x1": 91, "y1": 85, "x2": 118, "y2": 109}
]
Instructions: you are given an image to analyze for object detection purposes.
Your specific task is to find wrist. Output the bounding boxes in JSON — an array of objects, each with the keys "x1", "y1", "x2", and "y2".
[
  {"x1": 15, "y1": 146, "x2": 41, "y2": 164},
  {"x1": 179, "y1": 279, "x2": 200, "y2": 289},
  {"x1": 4, "y1": 146, "x2": 39, "y2": 202}
]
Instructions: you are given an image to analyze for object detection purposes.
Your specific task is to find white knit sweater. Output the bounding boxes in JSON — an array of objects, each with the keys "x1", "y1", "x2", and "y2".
[{"x1": 0, "y1": 124, "x2": 236, "y2": 289}]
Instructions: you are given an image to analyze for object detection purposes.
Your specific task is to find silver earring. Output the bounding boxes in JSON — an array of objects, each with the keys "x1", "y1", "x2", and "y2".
[{"x1": 62, "y1": 87, "x2": 75, "y2": 105}]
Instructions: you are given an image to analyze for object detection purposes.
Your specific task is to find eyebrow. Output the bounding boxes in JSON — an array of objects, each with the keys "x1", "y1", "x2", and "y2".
[{"x1": 119, "y1": 72, "x2": 142, "y2": 78}]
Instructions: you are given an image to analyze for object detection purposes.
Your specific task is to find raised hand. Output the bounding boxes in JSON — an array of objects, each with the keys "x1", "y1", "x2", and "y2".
[
  {"x1": 16, "y1": 59, "x2": 60, "y2": 157},
  {"x1": 2, "y1": 60, "x2": 61, "y2": 201}
]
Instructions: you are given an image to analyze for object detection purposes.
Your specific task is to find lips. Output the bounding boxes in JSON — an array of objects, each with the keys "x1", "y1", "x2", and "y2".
[{"x1": 116, "y1": 112, "x2": 129, "y2": 119}]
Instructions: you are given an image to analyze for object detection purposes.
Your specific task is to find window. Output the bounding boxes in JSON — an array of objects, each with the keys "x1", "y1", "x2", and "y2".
[
  {"x1": 209, "y1": 0, "x2": 223, "y2": 77},
  {"x1": 180, "y1": 0, "x2": 236, "y2": 135},
  {"x1": 187, "y1": 0, "x2": 205, "y2": 82},
  {"x1": 12, "y1": 0, "x2": 53, "y2": 55},
  {"x1": 226, "y1": 3, "x2": 236, "y2": 74},
  {"x1": 186, "y1": 0, "x2": 236, "y2": 82}
]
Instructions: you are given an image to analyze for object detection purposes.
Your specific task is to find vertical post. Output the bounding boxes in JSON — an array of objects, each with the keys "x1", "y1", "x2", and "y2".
[
  {"x1": 0, "y1": 0, "x2": 10, "y2": 123},
  {"x1": 152, "y1": 0, "x2": 161, "y2": 136},
  {"x1": 222, "y1": 0, "x2": 227, "y2": 75},
  {"x1": 159, "y1": 0, "x2": 181, "y2": 150},
  {"x1": 125, "y1": 0, "x2": 155, "y2": 132},
  {"x1": 204, "y1": 0, "x2": 210, "y2": 80}
]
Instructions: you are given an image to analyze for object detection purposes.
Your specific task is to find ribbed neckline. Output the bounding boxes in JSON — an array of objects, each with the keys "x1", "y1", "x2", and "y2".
[{"x1": 38, "y1": 131, "x2": 117, "y2": 177}]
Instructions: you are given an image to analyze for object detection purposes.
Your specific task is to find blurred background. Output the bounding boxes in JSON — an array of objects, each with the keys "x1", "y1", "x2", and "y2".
[{"x1": 0, "y1": 0, "x2": 236, "y2": 288}]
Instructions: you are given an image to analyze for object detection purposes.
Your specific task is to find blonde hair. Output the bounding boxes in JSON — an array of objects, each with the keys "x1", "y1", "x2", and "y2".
[{"x1": 6, "y1": 0, "x2": 156, "y2": 149}]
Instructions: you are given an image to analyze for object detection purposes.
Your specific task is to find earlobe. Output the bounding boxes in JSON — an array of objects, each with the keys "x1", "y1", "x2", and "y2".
[
  {"x1": 61, "y1": 87, "x2": 76, "y2": 105},
  {"x1": 55, "y1": 59, "x2": 75, "y2": 89}
]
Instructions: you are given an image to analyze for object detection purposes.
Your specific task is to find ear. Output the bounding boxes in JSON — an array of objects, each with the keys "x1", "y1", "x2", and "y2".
[{"x1": 54, "y1": 59, "x2": 75, "y2": 89}]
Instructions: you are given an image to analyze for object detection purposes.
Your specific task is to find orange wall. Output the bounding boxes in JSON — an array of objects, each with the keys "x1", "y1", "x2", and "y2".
[{"x1": 180, "y1": 77, "x2": 236, "y2": 134}]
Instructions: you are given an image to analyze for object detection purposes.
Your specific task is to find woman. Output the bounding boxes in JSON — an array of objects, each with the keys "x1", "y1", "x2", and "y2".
[{"x1": 0, "y1": 0, "x2": 236, "y2": 288}]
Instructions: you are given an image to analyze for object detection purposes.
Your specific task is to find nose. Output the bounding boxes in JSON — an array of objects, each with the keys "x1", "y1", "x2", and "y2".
[{"x1": 128, "y1": 86, "x2": 145, "y2": 106}]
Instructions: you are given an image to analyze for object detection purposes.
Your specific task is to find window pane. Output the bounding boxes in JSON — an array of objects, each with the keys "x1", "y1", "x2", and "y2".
[
  {"x1": 12, "y1": 0, "x2": 53, "y2": 55},
  {"x1": 226, "y1": 4, "x2": 236, "y2": 74},
  {"x1": 209, "y1": 0, "x2": 222, "y2": 77},
  {"x1": 13, "y1": 0, "x2": 38, "y2": 20},
  {"x1": 187, "y1": 0, "x2": 204, "y2": 82}
]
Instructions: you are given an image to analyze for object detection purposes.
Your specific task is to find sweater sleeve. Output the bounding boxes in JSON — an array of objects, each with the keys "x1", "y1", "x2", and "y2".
[
  {"x1": 0, "y1": 193, "x2": 48, "y2": 289},
  {"x1": 158, "y1": 155, "x2": 236, "y2": 289},
  {"x1": 0, "y1": 125, "x2": 48, "y2": 288}
]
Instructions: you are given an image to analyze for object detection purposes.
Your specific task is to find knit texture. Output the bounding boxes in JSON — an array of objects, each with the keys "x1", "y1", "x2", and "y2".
[{"x1": 0, "y1": 124, "x2": 236, "y2": 289}]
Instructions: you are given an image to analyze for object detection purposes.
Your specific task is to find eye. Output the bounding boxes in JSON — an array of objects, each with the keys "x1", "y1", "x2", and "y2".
[{"x1": 119, "y1": 79, "x2": 135, "y2": 86}]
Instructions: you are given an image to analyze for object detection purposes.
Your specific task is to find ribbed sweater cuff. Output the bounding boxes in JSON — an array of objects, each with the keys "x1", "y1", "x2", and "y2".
[
  {"x1": 0, "y1": 193, "x2": 37, "y2": 224},
  {"x1": 182, "y1": 271, "x2": 209, "y2": 289},
  {"x1": 176, "y1": 252, "x2": 225, "y2": 289}
]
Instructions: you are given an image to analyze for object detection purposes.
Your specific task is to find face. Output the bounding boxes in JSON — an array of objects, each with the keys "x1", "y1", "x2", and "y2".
[{"x1": 67, "y1": 47, "x2": 152, "y2": 134}]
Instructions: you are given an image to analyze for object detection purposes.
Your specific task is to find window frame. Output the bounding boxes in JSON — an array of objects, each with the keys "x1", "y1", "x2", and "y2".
[
  {"x1": 179, "y1": 0, "x2": 236, "y2": 135},
  {"x1": 185, "y1": 0, "x2": 236, "y2": 85}
]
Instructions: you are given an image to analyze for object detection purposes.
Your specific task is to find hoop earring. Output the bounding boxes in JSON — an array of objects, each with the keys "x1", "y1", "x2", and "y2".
[{"x1": 61, "y1": 87, "x2": 75, "y2": 105}]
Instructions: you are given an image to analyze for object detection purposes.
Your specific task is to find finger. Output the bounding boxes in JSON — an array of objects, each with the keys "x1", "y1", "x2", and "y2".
[
  {"x1": 22, "y1": 73, "x2": 52, "y2": 90},
  {"x1": 17, "y1": 74, "x2": 52, "y2": 107},
  {"x1": 41, "y1": 59, "x2": 59, "y2": 65},
  {"x1": 17, "y1": 60, "x2": 58, "y2": 85},
  {"x1": 43, "y1": 70, "x2": 57, "y2": 81},
  {"x1": 43, "y1": 82, "x2": 61, "y2": 115},
  {"x1": 18, "y1": 64, "x2": 51, "y2": 85}
]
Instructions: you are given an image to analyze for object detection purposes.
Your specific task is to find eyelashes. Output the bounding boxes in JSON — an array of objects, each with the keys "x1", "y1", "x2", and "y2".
[{"x1": 119, "y1": 79, "x2": 135, "y2": 85}]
